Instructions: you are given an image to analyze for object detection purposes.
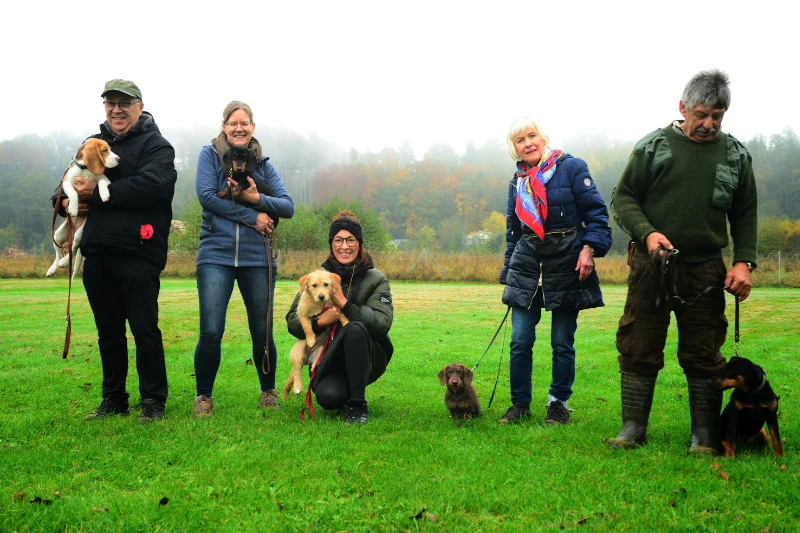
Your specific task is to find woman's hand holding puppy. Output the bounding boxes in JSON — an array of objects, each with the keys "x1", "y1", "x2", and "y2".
[{"x1": 317, "y1": 307, "x2": 341, "y2": 327}]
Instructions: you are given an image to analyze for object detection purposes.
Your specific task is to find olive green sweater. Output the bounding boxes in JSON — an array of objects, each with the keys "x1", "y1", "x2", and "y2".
[{"x1": 611, "y1": 124, "x2": 758, "y2": 264}]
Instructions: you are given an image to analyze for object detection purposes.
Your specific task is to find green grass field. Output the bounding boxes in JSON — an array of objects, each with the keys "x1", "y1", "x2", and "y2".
[{"x1": 1, "y1": 279, "x2": 798, "y2": 532}]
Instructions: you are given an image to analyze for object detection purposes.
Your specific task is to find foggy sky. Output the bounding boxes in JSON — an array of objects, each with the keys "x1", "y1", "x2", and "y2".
[{"x1": 2, "y1": 0, "x2": 797, "y2": 157}]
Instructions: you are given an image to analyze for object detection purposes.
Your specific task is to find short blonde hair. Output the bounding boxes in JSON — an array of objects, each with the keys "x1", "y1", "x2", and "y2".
[{"x1": 506, "y1": 117, "x2": 549, "y2": 161}]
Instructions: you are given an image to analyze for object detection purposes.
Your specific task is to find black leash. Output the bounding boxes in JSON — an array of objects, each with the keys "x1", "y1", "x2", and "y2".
[
  {"x1": 652, "y1": 247, "x2": 724, "y2": 309},
  {"x1": 471, "y1": 305, "x2": 511, "y2": 409}
]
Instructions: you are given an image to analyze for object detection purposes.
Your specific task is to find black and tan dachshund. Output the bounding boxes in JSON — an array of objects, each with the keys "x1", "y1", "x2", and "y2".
[{"x1": 708, "y1": 357, "x2": 783, "y2": 459}]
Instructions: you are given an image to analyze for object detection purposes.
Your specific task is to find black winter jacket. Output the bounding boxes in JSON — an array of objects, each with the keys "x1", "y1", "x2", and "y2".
[
  {"x1": 500, "y1": 154, "x2": 612, "y2": 311},
  {"x1": 53, "y1": 113, "x2": 177, "y2": 269}
]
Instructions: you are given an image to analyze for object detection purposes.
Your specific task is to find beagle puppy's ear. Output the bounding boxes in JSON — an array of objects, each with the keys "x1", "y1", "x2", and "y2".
[
  {"x1": 438, "y1": 366, "x2": 449, "y2": 386},
  {"x1": 299, "y1": 274, "x2": 310, "y2": 291},
  {"x1": 74, "y1": 142, "x2": 87, "y2": 169},
  {"x1": 86, "y1": 141, "x2": 106, "y2": 175}
]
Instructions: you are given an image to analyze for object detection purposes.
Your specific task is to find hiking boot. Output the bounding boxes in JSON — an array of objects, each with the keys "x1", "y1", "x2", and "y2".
[
  {"x1": 259, "y1": 389, "x2": 279, "y2": 409},
  {"x1": 545, "y1": 401, "x2": 570, "y2": 425},
  {"x1": 194, "y1": 395, "x2": 214, "y2": 418},
  {"x1": 84, "y1": 398, "x2": 129, "y2": 420},
  {"x1": 344, "y1": 399, "x2": 368, "y2": 425},
  {"x1": 139, "y1": 398, "x2": 165, "y2": 422},
  {"x1": 498, "y1": 404, "x2": 531, "y2": 424}
]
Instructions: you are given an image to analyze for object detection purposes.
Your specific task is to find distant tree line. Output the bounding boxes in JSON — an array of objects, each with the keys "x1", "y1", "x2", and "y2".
[{"x1": 1, "y1": 127, "x2": 799, "y2": 255}]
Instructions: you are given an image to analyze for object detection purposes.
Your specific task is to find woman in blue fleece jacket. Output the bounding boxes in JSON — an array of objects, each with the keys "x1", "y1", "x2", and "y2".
[{"x1": 192, "y1": 100, "x2": 294, "y2": 417}]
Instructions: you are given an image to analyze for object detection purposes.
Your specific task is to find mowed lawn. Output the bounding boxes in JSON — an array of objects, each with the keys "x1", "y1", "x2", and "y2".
[{"x1": 1, "y1": 278, "x2": 799, "y2": 532}]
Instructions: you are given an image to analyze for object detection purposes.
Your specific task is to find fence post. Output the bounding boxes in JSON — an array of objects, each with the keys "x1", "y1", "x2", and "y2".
[
  {"x1": 778, "y1": 250, "x2": 781, "y2": 286},
  {"x1": 33, "y1": 248, "x2": 37, "y2": 272}
]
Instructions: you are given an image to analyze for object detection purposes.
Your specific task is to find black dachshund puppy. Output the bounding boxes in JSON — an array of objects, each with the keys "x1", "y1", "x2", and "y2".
[
  {"x1": 708, "y1": 357, "x2": 783, "y2": 458},
  {"x1": 438, "y1": 363, "x2": 480, "y2": 419}
]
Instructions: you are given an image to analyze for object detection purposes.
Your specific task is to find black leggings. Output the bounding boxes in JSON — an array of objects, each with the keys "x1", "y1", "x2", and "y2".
[{"x1": 314, "y1": 324, "x2": 371, "y2": 409}]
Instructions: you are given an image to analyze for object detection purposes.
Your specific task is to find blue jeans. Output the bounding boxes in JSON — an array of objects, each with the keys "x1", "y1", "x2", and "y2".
[
  {"x1": 509, "y1": 303, "x2": 579, "y2": 406},
  {"x1": 194, "y1": 263, "x2": 277, "y2": 397}
]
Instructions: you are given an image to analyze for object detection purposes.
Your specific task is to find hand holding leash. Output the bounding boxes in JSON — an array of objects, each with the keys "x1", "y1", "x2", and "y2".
[
  {"x1": 724, "y1": 263, "x2": 753, "y2": 302},
  {"x1": 317, "y1": 307, "x2": 341, "y2": 328},
  {"x1": 646, "y1": 231, "x2": 673, "y2": 258},
  {"x1": 254, "y1": 212, "x2": 274, "y2": 235}
]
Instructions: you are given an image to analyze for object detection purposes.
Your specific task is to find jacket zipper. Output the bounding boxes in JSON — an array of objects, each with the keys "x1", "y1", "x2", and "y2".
[
  {"x1": 527, "y1": 261, "x2": 543, "y2": 310},
  {"x1": 234, "y1": 224, "x2": 240, "y2": 267}
]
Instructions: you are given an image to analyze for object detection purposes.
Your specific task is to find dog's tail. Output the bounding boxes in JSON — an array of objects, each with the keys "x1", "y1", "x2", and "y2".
[{"x1": 283, "y1": 371, "x2": 295, "y2": 400}]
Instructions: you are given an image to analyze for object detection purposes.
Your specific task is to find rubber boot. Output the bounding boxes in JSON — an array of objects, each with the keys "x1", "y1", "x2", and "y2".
[
  {"x1": 607, "y1": 372, "x2": 657, "y2": 449},
  {"x1": 687, "y1": 377, "x2": 722, "y2": 455}
]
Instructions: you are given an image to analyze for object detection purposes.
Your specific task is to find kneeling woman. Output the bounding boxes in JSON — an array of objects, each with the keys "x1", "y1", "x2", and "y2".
[{"x1": 286, "y1": 212, "x2": 393, "y2": 424}]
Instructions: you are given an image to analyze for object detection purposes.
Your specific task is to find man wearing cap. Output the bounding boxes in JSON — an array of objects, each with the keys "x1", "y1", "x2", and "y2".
[{"x1": 53, "y1": 79, "x2": 177, "y2": 422}]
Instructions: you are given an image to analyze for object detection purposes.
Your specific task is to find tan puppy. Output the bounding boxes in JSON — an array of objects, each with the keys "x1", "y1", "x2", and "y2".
[
  {"x1": 47, "y1": 139, "x2": 119, "y2": 279},
  {"x1": 283, "y1": 270, "x2": 350, "y2": 398}
]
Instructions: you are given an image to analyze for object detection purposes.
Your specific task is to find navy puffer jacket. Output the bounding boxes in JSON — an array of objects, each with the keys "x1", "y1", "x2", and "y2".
[{"x1": 500, "y1": 154, "x2": 612, "y2": 311}]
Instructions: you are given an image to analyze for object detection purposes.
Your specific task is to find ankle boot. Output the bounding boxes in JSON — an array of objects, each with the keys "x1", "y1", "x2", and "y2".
[
  {"x1": 607, "y1": 371, "x2": 657, "y2": 449},
  {"x1": 687, "y1": 377, "x2": 722, "y2": 455}
]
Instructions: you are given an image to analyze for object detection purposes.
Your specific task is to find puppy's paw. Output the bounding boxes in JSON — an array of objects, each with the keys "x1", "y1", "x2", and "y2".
[
  {"x1": 99, "y1": 190, "x2": 110, "y2": 202},
  {"x1": 46, "y1": 265, "x2": 57, "y2": 277},
  {"x1": 67, "y1": 205, "x2": 79, "y2": 217},
  {"x1": 305, "y1": 338, "x2": 316, "y2": 348},
  {"x1": 293, "y1": 388, "x2": 302, "y2": 395},
  {"x1": 58, "y1": 256, "x2": 70, "y2": 268}
]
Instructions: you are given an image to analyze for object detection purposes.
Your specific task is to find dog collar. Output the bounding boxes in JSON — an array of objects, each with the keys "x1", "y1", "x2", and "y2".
[
  {"x1": 753, "y1": 371, "x2": 767, "y2": 393},
  {"x1": 71, "y1": 156, "x2": 88, "y2": 170}
]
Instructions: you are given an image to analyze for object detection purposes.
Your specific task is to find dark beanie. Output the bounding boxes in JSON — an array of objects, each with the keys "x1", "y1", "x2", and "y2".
[{"x1": 328, "y1": 215, "x2": 363, "y2": 245}]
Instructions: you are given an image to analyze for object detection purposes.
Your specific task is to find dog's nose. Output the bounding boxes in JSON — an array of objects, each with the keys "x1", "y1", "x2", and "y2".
[
  {"x1": 115, "y1": 156, "x2": 120, "y2": 161},
  {"x1": 318, "y1": 295, "x2": 325, "y2": 301}
]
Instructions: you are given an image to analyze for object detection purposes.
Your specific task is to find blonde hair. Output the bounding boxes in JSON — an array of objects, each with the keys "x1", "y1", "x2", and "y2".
[
  {"x1": 506, "y1": 117, "x2": 550, "y2": 161},
  {"x1": 221, "y1": 100, "x2": 254, "y2": 131}
]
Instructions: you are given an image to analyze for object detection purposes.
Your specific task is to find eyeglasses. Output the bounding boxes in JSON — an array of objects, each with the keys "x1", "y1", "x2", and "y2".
[
  {"x1": 333, "y1": 236, "x2": 358, "y2": 247},
  {"x1": 104, "y1": 100, "x2": 140, "y2": 110},
  {"x1": 225, "y1": 122, "x2": 252, "y2": 129}
]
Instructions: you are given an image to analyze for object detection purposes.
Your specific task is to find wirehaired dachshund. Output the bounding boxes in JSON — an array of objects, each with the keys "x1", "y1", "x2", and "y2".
[
  {"x1": 438, "y1": 363, "x2": 480, "y2": 419},
  {"x1": 708, "y1": 357, "x2": 783, "y2": 459}
]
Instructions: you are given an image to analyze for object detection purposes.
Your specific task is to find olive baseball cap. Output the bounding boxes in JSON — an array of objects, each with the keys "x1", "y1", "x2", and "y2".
[{"x1": 101, "y1": 79, "x2": 142, "y2": 99}]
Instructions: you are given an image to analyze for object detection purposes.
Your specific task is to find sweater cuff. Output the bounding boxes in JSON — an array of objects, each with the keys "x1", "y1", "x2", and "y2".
[
  {"x1": 342, "y1": 301, "x2": 355, "y2": 317},
  {"x1": 311, "y1": 318, "x2": 323, "y2": 334}
]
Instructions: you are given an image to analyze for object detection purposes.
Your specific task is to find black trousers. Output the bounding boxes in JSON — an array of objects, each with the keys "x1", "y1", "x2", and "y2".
[
  {"x1": 83, "y1": 256, "x2": 168, "y2": 403},
  {"x1": 314, "y1": 323, "x2": 382, "y2": 410}
]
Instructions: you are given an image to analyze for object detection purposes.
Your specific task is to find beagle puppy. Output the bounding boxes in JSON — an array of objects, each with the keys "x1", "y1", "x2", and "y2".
[{"x1": 47, "y1": 139, "x2": 119, "y2": 279}]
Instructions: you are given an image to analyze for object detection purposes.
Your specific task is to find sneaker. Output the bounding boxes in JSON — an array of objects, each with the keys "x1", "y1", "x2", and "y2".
[
  {"x1": 194, "y1": 395, "x2": 214, "y2": 418},
  {"x1": 545, "y1": 401, "x2": 570, "y2": 425},
  {"x1": 259, "y1": 389, "x2": 279, "y2": 409},
  {"x1": 498, "y1": 404, "x2": 531, "y2": 424},
  {"x1": 84, "y1": 398, "x2": 129, "y2": 420},
  {"x1": 344, "y1": 399, "x2": 368, "y2": 425},
  {"x1": 139, "y1": 398, "x2": 165, "y2": 422}
]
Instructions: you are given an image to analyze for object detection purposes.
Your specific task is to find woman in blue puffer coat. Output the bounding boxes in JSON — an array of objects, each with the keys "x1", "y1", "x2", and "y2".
[{"x1": 498, "y1": 116, "x2": 612, "y2": 426}]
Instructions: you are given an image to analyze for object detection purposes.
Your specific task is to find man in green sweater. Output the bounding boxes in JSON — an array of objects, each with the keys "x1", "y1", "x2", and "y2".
[{"x1": 608, "y1": 69, "x2": 758, "y2": 454}]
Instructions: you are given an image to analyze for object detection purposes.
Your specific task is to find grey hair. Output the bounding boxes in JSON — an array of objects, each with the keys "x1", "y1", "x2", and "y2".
[
  {"x1": 681, "y1": 69, "x2": 731, "y2": 110},
  {"x1": 221, "y1": 100, "x2": 254, "y2": 130}
]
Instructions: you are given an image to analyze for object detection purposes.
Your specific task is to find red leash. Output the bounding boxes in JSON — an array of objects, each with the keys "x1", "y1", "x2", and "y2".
[{"x1": 300, "y1": 321, "x2": 339, "y2": 421}]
